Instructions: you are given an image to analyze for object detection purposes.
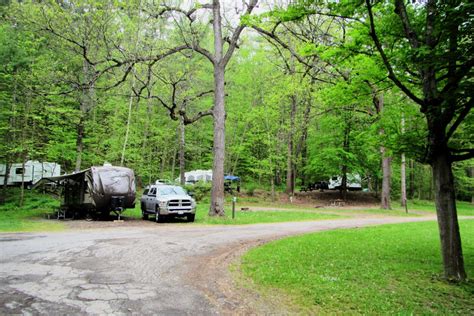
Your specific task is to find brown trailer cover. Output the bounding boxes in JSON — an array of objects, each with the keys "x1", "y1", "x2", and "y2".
[
  {"x1": 89, "y1": 166, "x2": 135, "y2": 210},
  {"x1": 37, "y1": 166, "x2": 136, "y2": 214}
]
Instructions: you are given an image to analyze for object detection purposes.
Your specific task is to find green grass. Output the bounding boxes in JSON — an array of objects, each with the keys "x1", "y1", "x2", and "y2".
[
  {"x1": 393, "y1": 200, "x2": 474, "y2": 216},
  {"x1": 196, "y1": 210, "x2": 341, "y2": 225},
  {"x1": 0, "y1": 189, "x2": 64, "y2": 232},
  {"x1": 125, "y1": 203, "x2": 342, "y2": 224},
  {"x1": 321, "y1": 207, "x2": 420, "y2": 217},
  {"x1": 241, "y1": 220, "x2": 474, "y2": 314}
]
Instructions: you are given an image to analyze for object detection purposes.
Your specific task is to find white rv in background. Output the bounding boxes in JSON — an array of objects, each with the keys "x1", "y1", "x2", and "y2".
[
  {"x1": 0, "y1": 161, "x2": 61, "y2": 187},
  {"x1": 328, "y1": 174, "x2": 362, "y2": 190},
  {"x1": 176, "y1": 170, "x2": 213, "y2": 184}
]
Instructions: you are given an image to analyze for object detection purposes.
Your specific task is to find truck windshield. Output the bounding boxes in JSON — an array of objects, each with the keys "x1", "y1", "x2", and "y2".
[{"x1": 158, "y1": 186, "x2": 186, "y2": 196}]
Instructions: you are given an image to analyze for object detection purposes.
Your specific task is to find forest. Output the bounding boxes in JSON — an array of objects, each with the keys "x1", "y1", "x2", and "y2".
[{"x1": 0, "y1": 1, "x2": 473, "y2": 280}]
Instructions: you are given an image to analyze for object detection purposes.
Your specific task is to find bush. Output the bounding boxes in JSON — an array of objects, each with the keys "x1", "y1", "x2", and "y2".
[
  {"x1": 184, "y1": 181, "x2": 212, "y2": 202},
  {"x1": 246, "y1": 183, "x2": 257, "y2": 196}
]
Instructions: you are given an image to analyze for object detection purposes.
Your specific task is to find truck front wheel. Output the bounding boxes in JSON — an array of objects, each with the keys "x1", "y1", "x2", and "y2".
[
  {"x1": 141, "y1": 203, "x2": 148, "y2": 220},
  {"x1": 155, "y1": 207, "x2": 162, "y2": 223}
]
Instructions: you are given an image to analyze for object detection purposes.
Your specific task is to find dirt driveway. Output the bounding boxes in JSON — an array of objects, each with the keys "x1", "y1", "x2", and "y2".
[{"x1": 0, "y1": 216, "x2": 436, "y2": 315}]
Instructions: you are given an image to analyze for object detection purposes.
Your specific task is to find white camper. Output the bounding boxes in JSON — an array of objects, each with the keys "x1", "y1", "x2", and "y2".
[
  {"x1": 175, "y1": 170, "x2": 213, "y2": 184},
  {"x1": 0, "y1": 161, "x2": 61, "y2": 187},
  {"x1": 328, "y1": 174, "x2": 362, "y2": 191}
]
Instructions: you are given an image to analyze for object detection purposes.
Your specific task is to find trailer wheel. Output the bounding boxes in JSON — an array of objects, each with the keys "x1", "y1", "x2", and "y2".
[{"x1": 85, "y1": 212, "x2": 93, "y2": 222}]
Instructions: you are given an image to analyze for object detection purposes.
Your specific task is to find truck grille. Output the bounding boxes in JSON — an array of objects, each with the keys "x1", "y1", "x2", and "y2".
[{"x1": 168, "y1": 199, "x2": 192, "y2": 207}]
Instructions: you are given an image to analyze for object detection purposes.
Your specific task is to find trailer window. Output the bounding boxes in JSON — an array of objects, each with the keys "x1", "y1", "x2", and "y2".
[{"x1": 15, "y1": 168, "x2": 24, "y2": 175}]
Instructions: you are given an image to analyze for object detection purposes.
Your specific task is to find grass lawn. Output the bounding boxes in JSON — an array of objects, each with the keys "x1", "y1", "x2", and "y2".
[
  {"x1": 0, "y1": 189, "x2": 64, "y2": 232},
  {"x1": 396, "y1": 200, "x2": 474, "y2": 216},
  {"x1": 126, "y1": 203, "x2": 343, "y2": 224},
  {"x1": 241, "y1": 220, "x2": 474, "y2": 314}
]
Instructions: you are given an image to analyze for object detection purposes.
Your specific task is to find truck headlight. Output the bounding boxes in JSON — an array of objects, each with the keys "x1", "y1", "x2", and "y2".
[
  {"x1": 159, "y1": 201, "x2": 168, "y2": 208},
  {"x1": 191, "y1": 199, "x2": 196, "y2": 208}
]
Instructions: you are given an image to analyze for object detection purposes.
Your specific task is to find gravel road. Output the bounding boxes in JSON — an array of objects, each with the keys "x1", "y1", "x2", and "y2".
[{"x1": 0, "y1": 216, "x2": 437, "y2": 315}]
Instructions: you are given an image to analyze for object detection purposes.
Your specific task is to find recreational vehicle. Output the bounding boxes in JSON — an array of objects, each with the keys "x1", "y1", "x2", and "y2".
[
  {"x1": 0, "y1": 161, "x2": 60, "y2": 188},
  {"x1": 328, "y1": 174, "x2": 362, "y2": 191},
  {"x1": 37, "y1": 165, "x2": 136, "y2": 219}
]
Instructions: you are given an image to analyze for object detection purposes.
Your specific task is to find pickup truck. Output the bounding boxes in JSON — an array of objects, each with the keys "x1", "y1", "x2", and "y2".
[{"x1": 140, "y1": 184, "x2": 196, "y2": 222}]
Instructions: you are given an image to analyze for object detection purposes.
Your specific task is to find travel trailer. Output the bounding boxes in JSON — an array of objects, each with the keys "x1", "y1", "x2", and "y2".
[
  {"x1": 36, "y1": 165, "x2": 136, "y2": 219},
  {"x1": 176, "y1": 170, "x2": 213, "y2": 184},
  {"x1": 0, "y1": 161, "x2": 61, "y2": 188},
  {"x1": 328, "y1": 174, "x2": 362, "y2": 191}
]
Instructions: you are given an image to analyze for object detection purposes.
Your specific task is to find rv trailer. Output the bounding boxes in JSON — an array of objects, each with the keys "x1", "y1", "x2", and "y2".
[
  {"x1": 37, "y1": 165, "x2": 136, "y2": 219},
  {"x1": 328, "y1": 174, "x2": 362, "y2": 191},
  {"x1": 0, "y1": 161, "x2": 61, "y2": 188}
]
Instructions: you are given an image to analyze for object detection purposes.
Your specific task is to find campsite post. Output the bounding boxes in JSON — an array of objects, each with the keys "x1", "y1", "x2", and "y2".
[{"x1": 232, "y1": 196, "x2": 236, "y2": 219}]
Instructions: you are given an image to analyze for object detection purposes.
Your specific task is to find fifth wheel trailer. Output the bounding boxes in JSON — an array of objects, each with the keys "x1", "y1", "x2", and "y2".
[{"x1": 36, "y1": 165, "x2": 136, "y2": 219}]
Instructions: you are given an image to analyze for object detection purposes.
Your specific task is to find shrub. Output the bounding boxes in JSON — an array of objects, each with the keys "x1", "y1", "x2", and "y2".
[
  {"x1": 246, "y1": 183, "x2": 257, "y2": 196},
  {"x1": 185, "y1": 181, "x2": 212, "y2": 202}
]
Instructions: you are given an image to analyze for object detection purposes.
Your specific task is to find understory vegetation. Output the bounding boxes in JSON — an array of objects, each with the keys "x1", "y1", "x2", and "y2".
[
  {"x1": 241, "y1": 220, "x2": 474, "y2": 314},
  {"x1": 0, "y1": 189, "x2": 63, "y2": 232}
]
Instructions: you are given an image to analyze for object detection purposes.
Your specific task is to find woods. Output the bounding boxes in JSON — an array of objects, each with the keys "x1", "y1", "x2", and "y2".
[{"x1": 0, "y1": 1, "x2": 472, "y2": 281}]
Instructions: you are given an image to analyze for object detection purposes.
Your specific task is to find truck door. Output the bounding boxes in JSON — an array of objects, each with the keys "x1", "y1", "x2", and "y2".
[{"x1": 146, "y1": 187, "x2": 156, "y2": 211}]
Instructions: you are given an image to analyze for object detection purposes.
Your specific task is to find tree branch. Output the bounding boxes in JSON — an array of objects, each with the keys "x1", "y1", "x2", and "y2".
[
  {"x1": 188, "y1": 44, "x2": 215, "y2": 64},
  {"x1": 450, "y1": 148, "x2": 474, "y2": 162},
  {"x1": 251, "y1": 25, "x2": 332, "y2": 84},
  {"x1": 446, "y1": 100, "x2": 473, "y2": 141},
  {"x1": 182, "y1": 109, "x2": 214, "y2": 125},
  {"x1": 222, "y1": 0, "x2": 258, "y2": 67},
  {"x1": 394, "y1": 0, "x2": 420, "y2": 49},
  {"x1": 365, "y1": 0, "x2": 424, "y2": 106}
]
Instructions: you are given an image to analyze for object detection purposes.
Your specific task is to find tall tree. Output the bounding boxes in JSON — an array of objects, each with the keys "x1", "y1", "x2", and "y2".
[
  {"x1": 158, "y1": 0, "x2": 258, "y2": 215},
  {"x1": 272, "y1": 0, "x2": 472, "y2": 282},
  {"x1": 363, "y1": 0, "x2": 473, "y2": 281}
]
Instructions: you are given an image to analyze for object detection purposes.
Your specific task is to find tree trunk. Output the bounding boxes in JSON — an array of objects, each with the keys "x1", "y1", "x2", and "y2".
[
  {"x1": 209, "y1": 0, "x2": 226, "y2": 216},
  {"x1": 19, "y1": 158, "x2": 25, "y2": 208},
  {"x1": 271, "y1": 173, "x2": 276, "y2": 202},
  {"x1": 341, "y1": 166, "x2": 348, "y2": 201},
  {"x1": 409, "y1": 159, "x2": 415, "y2": 199},
  {"x1": 75, "y1": 61, "x2": 95, "y2": 172},
  {"x1": 381, "y1": 147, "x2": 392, "y2": 209},
  {"x1": 209, "y1": 64, "x2": 226, "y2": 216},
  {"x1": 400, "y1": 114, "x2": 407, "y2": 209},
  {"x1": 432, "y1": 152, "x2": 466, "y2": 281},
  {"x1": 375, "y1": 94, "x2": 391, "y2": 209},
  {"x1": 121, "y1": 81, "x2": 135, "y2": 166},
  {"x1": 340, "y1": 124, "x2": 350, "y2": 201},
  {"x1": 75, "y1": 115, "x2": 85, "y2": 172},
  {"x1": 401, "y1": 152, "x2": 407, "y2": 209},
  {"x1": 179, "y1": 115, "x2": 186, "y2": 186},
  {"x1": 160, "y1": 148, "x2": 167, "y2": 179},
  {"x1": 295, "y1": 97, "x2": 312, "y2": 187},
  {"x1": 171, "y1": 145, "x2": 177, "y2": 181},
  {"x1": 469, "y1": 167, "x2": 474, "y2": 205},
  {"x1": 3, "y1": 162, "x2": 10, "y2": 190},
  {"x1": 285, "y1": 95, "x2": 297, "y2": 195}
]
